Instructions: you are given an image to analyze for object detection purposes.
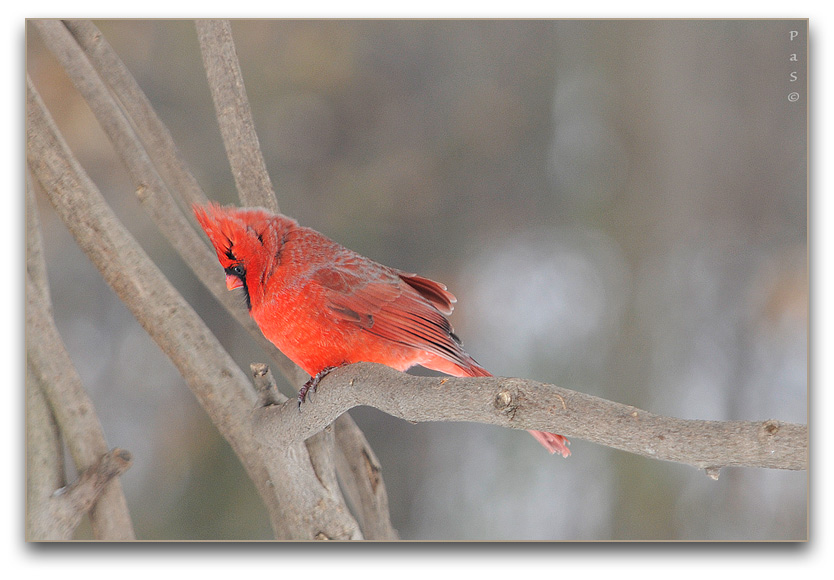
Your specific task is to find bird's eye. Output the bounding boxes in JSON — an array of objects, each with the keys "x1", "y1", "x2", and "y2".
[{"x1": 226, "y1": 264, "x2": 245, "y2": 278}]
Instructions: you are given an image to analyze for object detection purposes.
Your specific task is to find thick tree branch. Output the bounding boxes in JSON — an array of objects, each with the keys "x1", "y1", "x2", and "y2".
[
  {"x1": 250, "y1": 362, "x2": 397, "y2": 538},
  {"x1": 248, "y1": 364, "x2": 362, "y2": 539},
  {"x1": 254, "y1": 362, "x2": 808, "y2": 475},
  {"x1": 27, "y1": 169, "x2": 135, "y2": 539}
]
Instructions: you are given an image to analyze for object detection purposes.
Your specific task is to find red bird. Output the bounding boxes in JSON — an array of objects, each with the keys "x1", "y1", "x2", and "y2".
[{"x1": 194, "y1": 203, "x2": 570, "y2": 457}]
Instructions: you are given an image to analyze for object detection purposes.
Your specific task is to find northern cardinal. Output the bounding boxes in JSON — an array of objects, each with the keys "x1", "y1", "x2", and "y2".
[{"x1": 194, "y1": 203, "x2": 570, "y2": 457}]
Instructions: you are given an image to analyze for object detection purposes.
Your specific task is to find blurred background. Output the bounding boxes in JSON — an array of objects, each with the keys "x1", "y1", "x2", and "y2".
[{"x1": 26, "y1": 19, "x2": 807, "y2": 540}]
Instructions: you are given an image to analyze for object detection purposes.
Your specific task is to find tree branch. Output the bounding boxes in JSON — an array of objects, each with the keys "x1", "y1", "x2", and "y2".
[
  {"x1": 27, "y1": 163, "x2": 135, "y2": 539},
  {"x1": 332, "y1": 415, "x2": 399, "y2": 540},
  {"x1": 253, "y1": 362, "x2": 807, "y2": 475},
  {"x1": 26, "y1": 75, "x2": 279, "y2": 533},
  {"x1": 195, "y1": 19, "x2": 279, "y2": 213},
  {"x1": 194, "y1": 19, "x2": 396, "y2": 538},
  {"x1": 28, "y1": 448, "x2": 132, "y2": 541},
  {"x1": 26, "y1": 274, "x2": 136, "y2": 540},
  {"x1": 62, "y1": 19, "x2": 208, "y2": 213},
  {"x1": 53, "y1": 18, "x2": 304, "y2": 388},
  {"x1": 30, "y1": 19, "x2": 390, "y2": 539},
  {"x1": 25, "y1": 174, "x2": 50, "y2": 309},
  {"x1": 26, "y1": 362, "x2": 66, "y2": 540},
  {"x1": 27, "y1": 74, "x2": 367, "y2": 539}
]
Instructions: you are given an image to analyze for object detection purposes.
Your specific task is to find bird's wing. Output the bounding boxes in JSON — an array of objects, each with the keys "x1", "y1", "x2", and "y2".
[{"x1": 311, "y1": 255, "x2": 468, "y2": 365}]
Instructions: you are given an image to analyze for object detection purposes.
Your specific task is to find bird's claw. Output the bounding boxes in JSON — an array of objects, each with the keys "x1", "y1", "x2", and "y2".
[{"x1": 297, "y1": 366, "x2": 338, "y2": 409}]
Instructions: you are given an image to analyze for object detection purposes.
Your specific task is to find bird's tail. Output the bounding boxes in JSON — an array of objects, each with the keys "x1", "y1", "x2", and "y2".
[{"x1": 436, "y1": 356, "x2": 571, "y2": 458}]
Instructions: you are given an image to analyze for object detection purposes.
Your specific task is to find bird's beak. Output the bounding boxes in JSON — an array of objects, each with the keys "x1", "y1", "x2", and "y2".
[{"x1": 226, "y1": 275, "x2": 244, "y2": 291}]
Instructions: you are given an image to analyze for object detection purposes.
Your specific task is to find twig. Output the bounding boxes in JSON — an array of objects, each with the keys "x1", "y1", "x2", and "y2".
[{"x1": 251, "y1": 363, "x2": 287, "y2": 407}]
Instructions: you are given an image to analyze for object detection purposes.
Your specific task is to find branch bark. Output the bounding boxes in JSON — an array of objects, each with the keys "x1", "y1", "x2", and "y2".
[
  {"x1": 254, "y1": 362, "x2": 808, "y2": 474},
  {"x1": 30, "y1": 19, "x2": 397, "y2": 540},
  {"x1": 26, "y1": 75, "x2": 278, "y2": 534},
  {"x1": 27, "y1": 74, "x2": 369, "y2": 540},
  {"x1": 28, "y1": 446, "x2": 133, "y2": 542},
  {"x1": 26, "y1": 274, "x2": 136, "y2": 540},
  {"x1": 52, "y1": 18, "x2": 304, "y2": 388},
  {"x1": 195, "y1": 19, "x2": 279, "y2": 213},
  {"x1": 26, "y1": 169, "x2": 135, "y2": 540}
]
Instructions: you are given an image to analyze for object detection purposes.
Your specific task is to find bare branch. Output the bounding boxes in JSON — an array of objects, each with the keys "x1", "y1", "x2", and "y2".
[
  {"x1": 31, "y1": 20, "x2": 376, "y2": 539},
  {"x1": 333, "y1": 416, "x2": 399, "y2": 540},
  {"x1": 29, "y1": 449, "x2": 132, "y2": 541},
  {"x1": 27, "y1": 180, "x2": 135, "y2": 539},
  {"x1": 254, "y1": 362, "x2": 808, "y2": 474},
  {"x1": 25, "y1": 175, "x2": 50, "y2": 309},
  {"x1": 249, "y1": 357, "x2": 360, "y2": 541},
  {"x1": 26, "y1": 274, "x2": 135, "y2": 540},
  {"x1": 30, "y1": 20, "x2": 201, "y2": 261},
  {"x1": 62, "y1": 19, "x2": 209, "y2": 213},
  {"x1": 26, "y1": 362, "x2": 66, "y2": 540},
  {"x1": 51, "y1": 18, "x2": 303, "y2": 387},
  {"x1": 195, "y1": 19, "x2": 279, "y2": 212},
  {"x1": 27, "y1": 76, "x2": 366, "y2": 539},
  {"x1": 251, "y1": 363, "x2": 287, "y2": 407},
  {"x1": 26, "y1": 76, "x2": 279, "y2": 532}
]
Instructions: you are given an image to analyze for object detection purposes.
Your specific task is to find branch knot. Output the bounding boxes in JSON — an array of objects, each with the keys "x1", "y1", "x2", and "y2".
[{"x1": 493, "y1": 387, "x2": 519, "y2": 420}]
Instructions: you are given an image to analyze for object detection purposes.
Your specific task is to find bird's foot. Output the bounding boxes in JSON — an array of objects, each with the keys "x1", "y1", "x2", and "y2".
[{"x1": 297, "y1": 366, "x2": 338, "y2": 408}]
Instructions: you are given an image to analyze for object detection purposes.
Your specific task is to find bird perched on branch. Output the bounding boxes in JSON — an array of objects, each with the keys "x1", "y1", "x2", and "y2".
[{"x1": 194, "y1": 202, "x2": 570, "y2": 457}]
